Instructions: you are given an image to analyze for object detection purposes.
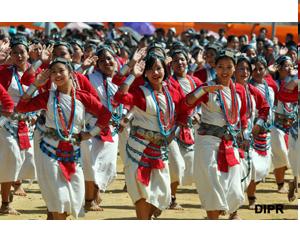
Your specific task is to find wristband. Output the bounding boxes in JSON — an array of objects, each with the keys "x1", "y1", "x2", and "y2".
[
  {"x1": 193, "y1": 87, "x2": 206, "y2": 99},
  {"x1": 26, "y1": 84, "x2": 38, "y2": 96},
  {"x1": 32, "y1": 60, "x2": 43, "y2": 71},
  {"x1": 89, "y1": 126, "x2": 101, "y2": 137},
  {"x1": 120, "y1": 64, "x2": 130, "y2": 76},
  {"x1": 189, "y1": 63, "x2": 198, "y2": 72},
  {"x1": 255, "y1": 118, "x2": 264, "y2": 127},
  {"x1": 124, "y1": 74, "x2": 135, "y2": 86},
  {"x1": 0, "y1": 116, "x2": 9, "y2": 128}
]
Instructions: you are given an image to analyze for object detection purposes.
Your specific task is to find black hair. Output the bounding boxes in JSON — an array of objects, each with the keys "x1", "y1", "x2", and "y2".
[
  {"x1": 236, "y1": 55, "x2": 252, "y2": 75},
  {"x1": 10, "y1": 37, "x2": 29, "y2": 51},
  {"x1": 96, "y1": 45, "x2": 115, "y2": 57},
  {"x1": 227, "y1": 35, "x2": 238, "y2": 43},
  {"x1": 170, "y1": 49, "x2": 188, "y2": 61},
  {"x1": 53, "y1": 41, "x2": 73, "y2": 55},
  {"x1": 49, "y1": 57, "x2": 73, "y2": 72},
  {"x1": 143, "y1": 53, "x2": 168, "y2": 81},
  {"x1": 215, "y1": 49, "x2": 237, "y2": 65},
  {"x1": 251, "y1": 56, "x2": 268, "y2": 68}
]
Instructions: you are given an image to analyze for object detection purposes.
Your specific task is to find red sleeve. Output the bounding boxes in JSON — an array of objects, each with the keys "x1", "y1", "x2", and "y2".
[
  {"x1": 112, "y1": 73, "x2": 127, "y2": 86},
  {"x1": 236, "y1": 84, "x2": 248, "y2": 129},
  {"x1": 0, "y1": 66, "x2": 13, "y2": 90},
  {"x1": 277, "y1": 85, "x2": 298, "y2": 103},
  {"x1": 114, "y1": 86, "x2": 146, "y2": 111},
  {"x1": 193, "y1": 68, "x2": 207, "y2": 83},
  {"x1": 75, "y1": 90, "x2": 111, "y2": 128},
  {"x1": 75, "y1": 72, "x2": 100, "y2": 101},
  {"x1": 265, "y1": 74, "x2": 278, "y2": 96},
  {"x1": 248, "y1": 84, "x2": 270, "y2": 121},
  {"x1": 180, "y1": 83, "x2": 209, "y2": 114},
  {"x1": 16, "y1": 91, "x2": 49, "y2": 113},
  {"x1": 0, "y1": 84, "x2": 14, "y2": 113},
  {"x1": 20, "y1": 67, "x2": 42, "y2": 86}
]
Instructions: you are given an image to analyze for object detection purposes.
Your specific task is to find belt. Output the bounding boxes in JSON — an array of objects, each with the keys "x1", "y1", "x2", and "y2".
[
  {"x1": 43, "y1": 128, "x2": 81, "y2": 145},
  {"x1": 275, "y1": 113, "x2": 295, "y2": 128},
  {"x1": 197, "y1": 122, "x2": 233, "y2": 141},
  {"x1": 131, "y1": 126, "x2": 166, "y2": 146}
]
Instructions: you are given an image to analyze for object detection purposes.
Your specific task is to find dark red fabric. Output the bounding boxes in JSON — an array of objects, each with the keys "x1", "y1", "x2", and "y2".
[
  {"x1": 179, "y1": 126, "x2": 194, "y2": 145},
  {"x1": 284, "y1": 134, "x2": 289, "y2": 149},
  {"x1": 137, "y1": 140, "x2": 165, "y2": 186},
  {"x1": 0, "y1": 84, "x2": 14, "y2": 113},
  {"x1": 217, "y1": 139, "x2": 239, "y2": 173},
  {"x1": 17, "y1": 120, "x2": 31, "y2": 150},
  {"x1": 56, "y1": 141, "x2": 76, "y2": 182}
]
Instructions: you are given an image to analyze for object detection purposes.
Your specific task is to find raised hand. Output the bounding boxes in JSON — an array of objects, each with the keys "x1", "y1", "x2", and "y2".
[
  {"x1": 82, "y1": 55, "x2": 98, "y2": 70},
  {"x1": 40, "y1": 44, "x2": 53, "y2": 63},
  {"x1": 132, "y1": 47, "x2": 147, "y2": 63},
  {"x1": 0, "y1": 40, "x2": 10, "y2": 53},
  {"x1": 34, "y1": 69, "x2": 51, "y2": 87},
  {"x1": 196, "y1": 49, "x2": 205, "y2": 65},
  {"x1": 202, "y1": 85, "x2": 224, "y2": 93},
  {"x1": 132, "y1": 60, "x2": 145, "y2": 78}
]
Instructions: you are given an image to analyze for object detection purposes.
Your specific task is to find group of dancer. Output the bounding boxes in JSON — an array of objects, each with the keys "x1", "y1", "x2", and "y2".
[{"x1": 0, "y1": 25, "x2": 298, "y2": 219}]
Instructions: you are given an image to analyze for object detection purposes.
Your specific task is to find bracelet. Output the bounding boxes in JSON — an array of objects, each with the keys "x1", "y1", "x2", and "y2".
[
  {"x1": 120, "y1": 64, "x2": 130, "y2": 76},
  {"x1": 89, "y1": 126, "x2": 101, "y2": 137},
  {"x1": 0, "y1": 116, "x2": 9, "y2": 128},
  {"x1": 26, "y1": 84, "x2": 38, "y2": 96},
  {"x1": 123, "y1": 74, "x2": 135, "y2": 86},
  {"x1": 255, "y1": 118, "x2": 264, "y2": 127},
  {"x1": 189, "y1": 63, "x2": 198, "y2": 73},
  {"x1": 193, "y1": 87, "x2": 206, "y2": 99},
  {"x1": 32, "y1": 60, "x2": 43, "y2": 71}
]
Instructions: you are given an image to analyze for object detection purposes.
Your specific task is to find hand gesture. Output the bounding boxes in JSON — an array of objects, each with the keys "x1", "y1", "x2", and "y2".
[
  {"x1": 202, "y1": 85, "x2": 224, "y2": 93},
  {"x1": 196, "y1": 49, "x2": 205, "y2": 65},
  {"x1": 34, "y1": 69, "x2": 50, "y2": 87},
  {"x1": 0, "y1": 40, "x2": 10, "y2": 53},
  {"x1": 132, "y1": 60, "x2": 145, "y2": 78},
  {"x1": 132, "y1": 47, "x2": 147, "y2": 63},
  {"x1": 80, "y1": 131, "x2": 92, "y2": 141},
  {"x1": 82, "y1": 55, "x2": 98, "y2": 70},
  {"x1": 164, "y1": 56, "x2": 172, "y2": 66},
  {"x1": 40, "y1": 44, "x2": 53, "y2": 63}
]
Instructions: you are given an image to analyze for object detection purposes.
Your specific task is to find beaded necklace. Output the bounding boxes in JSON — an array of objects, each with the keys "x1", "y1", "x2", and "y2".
[
  {"x1": 146, "y1": 81, "x2": 175, "y2": 137},
  {"x1": 53, "y1": 87, "x2": 76, "y2": 141}
]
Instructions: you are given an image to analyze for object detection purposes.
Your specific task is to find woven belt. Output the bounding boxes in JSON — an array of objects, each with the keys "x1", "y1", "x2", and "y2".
[
  {"x1": 131, "y1": 126, "x2": 166, "y2": 146},
  {"x1": 274, "y1": 113, "x2": 295, "y2": 128},
  {"x1": 197, "y1": 122, "x2": 233, "y2": 141}
]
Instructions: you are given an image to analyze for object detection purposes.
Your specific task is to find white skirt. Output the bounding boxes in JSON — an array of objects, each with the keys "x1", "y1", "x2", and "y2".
[
  {"x1": 35, "y1": 137, "x2": 85, "y2": 218},
  {"x1": 251, "y1": 149, "x2": 272, "y2": 182},
  {"x1": 81, "y1": 134, "x2": 119, "y2": 191},
  {"x1": 288, "y1": 128, "x2": 299, "y2": 177},
  {"x1": 194, "y1": 135, "x2": 244, "y2": 213},
  {"x1": 0, "y1": 127, "x2": 36, "y2": 183},
  {"x1": 271, "y1": 127, "x2": 290, "y2": 169},
  {"x1": 124, "y1": 136, "x2": 171, "y2": 210}
]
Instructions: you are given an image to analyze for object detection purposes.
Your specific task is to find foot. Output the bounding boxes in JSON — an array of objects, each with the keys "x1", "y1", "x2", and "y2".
[
  {"x1": 229, "y1": 211, "x2": 242, "y2": 220},
  {"x1": 152, "y1": 208, "x2": 162, "y2": 218},
  {"x1": 13, "y1": 184, "x2": 27, "y2": 196},
  {"x1": 95, "y1": 192, "x2": 102, "y2": 205},
  {"x1": 168, "y1": 196, "x2": 184, "y2": 210},
  {"x1": 288, "y1": 181, "x2": 297, "y2": 202},
  {"x1": 277, "y1": 182, "x2": 288, "y2": 194},
  {"x1": 85, "y1": 200, "x2": 104, "y2": 212},
  {"x1": 248, "y1": 196, "x2": 256, "y2": 210},
  {"x1": 0, "y1": 203, "x2": 20, "y2": 215}
]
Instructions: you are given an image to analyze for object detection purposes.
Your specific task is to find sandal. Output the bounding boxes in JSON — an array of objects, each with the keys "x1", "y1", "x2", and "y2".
[
  {"x1": 0, "y1": 202, "x2": 20, "y2": 215},
  {"x1": 84, "y1": 199, "x2": 103, "y2": 212},
  {"x1": 168, "y1": 196, "x2": 184, "y2": 210},
  {"x1": 229, "y1": 211, "x2": 242, "y2": 220},
  {"x1": 277, "y1": 182, "x2": 288, "y2": 194}
]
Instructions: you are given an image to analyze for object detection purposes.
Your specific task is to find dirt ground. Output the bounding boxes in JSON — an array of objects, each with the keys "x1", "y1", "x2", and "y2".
[{"x1": 0, "y1": 157, "x2": 298, "y2": 220}]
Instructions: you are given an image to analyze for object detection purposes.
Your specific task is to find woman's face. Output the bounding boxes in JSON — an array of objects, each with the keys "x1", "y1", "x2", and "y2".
[
  {"x1": 246, "y1": 48, "x2": 256, "y2": 59},
  {"x1": 72, "y1": 44, "x2": 83, "y2": 62},
  {"x1": 29, "y1": 43, "x2": 42, "y2": 61},
  {"x1": 97, "y1": 50, "x2": 116, "y2": 76},
  {"x1": 50, "y1": 63, "x2": 71, "y2": 87},
  {"x1": 215, "y1": 57, "x2": 235, "y2": 82},
  {"x1": 53, "y1": 45, "x2": 71, "y2": 60},
  {"x1": 278, "y1": 60, "x2": 293, "y2": 78},
  {"x1": 204, "y1": 49, "x2": 217, "y2": 67},
  {"x1": 145, "y1": 58, "x2": 165, "y2": 86},
  {"x1": 171, "y1": 53, "x2": 187, "y2": 76},
  {"x1": 252, "y1": 62, "x2": 266, "y2": 81},
  {"x1": 235, "y1": 61, "x2": 251, "y2": 83},
  {"x1": 10, "y1": 44, "x2": 29, "y2": 68}
]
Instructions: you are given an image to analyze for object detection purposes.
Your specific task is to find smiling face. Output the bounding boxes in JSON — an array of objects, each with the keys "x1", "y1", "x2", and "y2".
[
  {"x1": 278, "y1": 60, "x2": 293, "y2": 79},
  {"x1": 235, "y1": 60, "x2": 251, "y2": 84},
  {"x1": 171, "y1": 53, "x2": 187, "y2": 76},
  {"x1": 53, "y1": 45, "x2": 71, "y2": 60},
  {"x1": 50, "y1": 62, "x2": 71, "y2": 87},
  {"x1": 145, "y1": 58, "x2": 165, "y2": 87},
  {"x1": 204, "y1": 48, "x2": 217, "y2": 67},
  {"x1": 96, "y1": 50, "x2": 116, "y2": 77},
  {"x1": 215, "y1": 57, "x2": 235, "y2": 83},
  {"x1": 10, "y1": 44, "x2": 29, "y2": 68},
  {"x1": 252, "y1": 61, "x2": 266, "y2": 82}
]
